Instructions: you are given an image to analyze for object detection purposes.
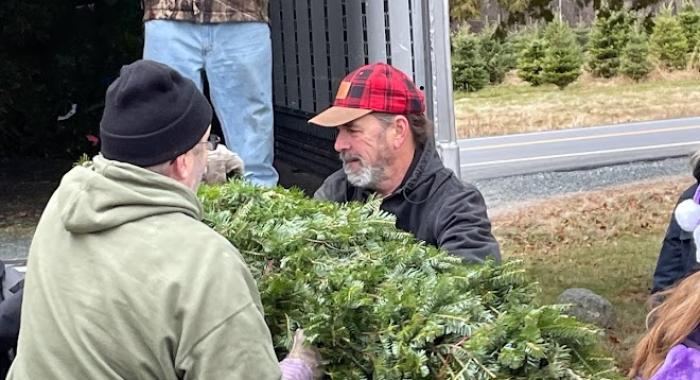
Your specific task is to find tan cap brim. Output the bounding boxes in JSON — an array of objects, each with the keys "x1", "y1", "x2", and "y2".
[{"x1": 308, "y1": 106, "x2": 373, "y2": 127}]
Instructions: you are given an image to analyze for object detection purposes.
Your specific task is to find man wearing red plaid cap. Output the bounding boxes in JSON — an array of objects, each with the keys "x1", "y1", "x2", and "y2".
[{"x1": 310, "y1": 63, "x2": 500, "y2": 264}]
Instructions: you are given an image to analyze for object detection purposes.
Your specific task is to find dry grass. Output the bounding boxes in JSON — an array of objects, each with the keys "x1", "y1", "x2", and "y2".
[
  {"x1": 490, "y1": 175, "x2": 693, "y2": 372},
  {"x1": 455, "y1": 70, "x2": 700, "y2": 138}
]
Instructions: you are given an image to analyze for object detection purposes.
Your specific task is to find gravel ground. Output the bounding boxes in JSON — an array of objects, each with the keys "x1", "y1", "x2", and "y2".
[
  {"x1": 0, "y1": 156, "x2": 692, "y2": 260},
  {"x1": 0, "y1": 236, "x2": 31, "y2": 261},
  {"x1": 471, "y1": 156, "x2": 691, "y2": 210}
]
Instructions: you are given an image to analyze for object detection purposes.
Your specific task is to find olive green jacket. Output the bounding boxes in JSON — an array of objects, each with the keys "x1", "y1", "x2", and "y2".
[{"x1": 8, "y1": 155, "x2": 281, "y2": 380}]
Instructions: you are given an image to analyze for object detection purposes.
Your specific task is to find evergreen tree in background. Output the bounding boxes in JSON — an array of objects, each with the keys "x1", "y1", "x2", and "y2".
[
  {"x1": 479, "y1": 28, "x2": 513, "y2": 84},
  {"x1": 507, "y1": 24, "x2": 543, "y2": 53},
  {"x1": 452, "y1": 29, "x2": 490, "y2": 92},
  {"x1": 0, "y1": 0, "x2": 143, "y2": 158},
  {"x1": 517, "y1": 36, "x2": 547, "y2": 85},
  {"x1": 573, "y1": 25, "x2": 592, "y2": 53},
  {"x1": 620, "y1": 23, "x2": 652, "y2": 80},
  {"x1": 500, "y1": 37, "x2": 521, "y2": 71},
  {"x1": 678, "y1": 0, "x2": 700, "y2": 52},
  {"x1": 541, "y1": 21, "x2": 584, "y2": 89},
  {"x1": 688, "y1": 44, "x2": 700, "y2": 71},
  {"x1": 449, "y1": 0, "x2": 481, "y2": 25},
  {"x1": 587, "y1": 6, "x2": 634, "y2": 77},
  {"x1": 650, "y1": 7, "x2": 689, "y2": 70}
]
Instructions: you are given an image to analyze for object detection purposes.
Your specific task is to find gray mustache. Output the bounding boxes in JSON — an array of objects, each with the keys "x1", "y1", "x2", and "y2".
[{"x1": 340, "y1": 153, "x2": 362, "y2": 163}]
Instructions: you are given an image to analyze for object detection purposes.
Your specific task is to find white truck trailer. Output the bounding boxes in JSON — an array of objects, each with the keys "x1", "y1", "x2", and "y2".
[{"x1": 268, "y1": 0, "x2": 461, "y2": 185}]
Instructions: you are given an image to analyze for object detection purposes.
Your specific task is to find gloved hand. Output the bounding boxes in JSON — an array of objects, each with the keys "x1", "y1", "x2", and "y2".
[
  {"x1": 675, "y1": 186, "x2": 700, "y2": 263},
  {"x1": 203, "y1": 144, "x2": 244, "y2": 184},
  {"x1": 279, "y1": 329, "x2": 322, "y2": 380}
]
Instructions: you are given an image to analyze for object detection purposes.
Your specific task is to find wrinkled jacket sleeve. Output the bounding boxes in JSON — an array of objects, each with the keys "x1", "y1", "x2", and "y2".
[
  {"x1": 178, "y1": 302, "x2": 282, "y2": 380},
  {"x1": 652, "y1": 183, "x2": 698, "y2": 293},
  {"x1": 434, "y1": 186, "x2": 501, "y2": 264},
  {"x1": 175, "y1": 241, "x2": 282, "y2": 380}
]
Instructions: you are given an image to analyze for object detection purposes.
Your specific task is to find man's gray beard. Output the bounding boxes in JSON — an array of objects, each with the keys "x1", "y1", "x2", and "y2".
[
  {"x1": 341, "y1": 154, "x2": 388, "y2": 190},
  {"x1": 344, "y1": 163, "x2": 384, "y2": 189}
]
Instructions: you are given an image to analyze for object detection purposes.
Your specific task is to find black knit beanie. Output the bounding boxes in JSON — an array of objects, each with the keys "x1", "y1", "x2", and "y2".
[{"x1": 100, "y1": 60, "x2": 213, "y2": 167}]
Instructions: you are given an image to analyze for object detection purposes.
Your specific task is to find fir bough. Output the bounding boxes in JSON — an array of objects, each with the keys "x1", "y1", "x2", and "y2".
[{"x1": 200, "y1": 181, "x2": 620, "y2": 379}]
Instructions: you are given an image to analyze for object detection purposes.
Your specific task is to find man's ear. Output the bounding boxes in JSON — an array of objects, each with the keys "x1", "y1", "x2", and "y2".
[
  {"x1": 390, "y1": 115, "x2": 411, "y2": 149},
  {"x1": 170, "y1": 153, "x2": 194, "y2": 182}
]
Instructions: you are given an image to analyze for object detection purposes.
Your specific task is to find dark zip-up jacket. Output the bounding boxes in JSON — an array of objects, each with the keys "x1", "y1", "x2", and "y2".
[
  {"x1": 314, "y1": 143, "x2": 500, "y2": 264},
  {"x1": 652, "y1": 182, "x2": 700, "y2": 293},
  {"x1": 7, "y1": 156, "x2": 281, "y2": 380}
]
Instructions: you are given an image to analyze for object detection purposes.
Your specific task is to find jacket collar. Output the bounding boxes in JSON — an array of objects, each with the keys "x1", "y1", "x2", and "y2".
[{"x1": 399, "y1": 140, "x2": 443, "y2": 194}]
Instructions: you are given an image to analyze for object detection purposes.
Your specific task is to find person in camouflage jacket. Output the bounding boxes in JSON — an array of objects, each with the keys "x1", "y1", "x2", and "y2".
[
  {"x1": 143, "y1": 0, "x2": 268, "y2": 23},
  {"x1": 142, "y1": 0, "x2": 279, "y2": 187}
]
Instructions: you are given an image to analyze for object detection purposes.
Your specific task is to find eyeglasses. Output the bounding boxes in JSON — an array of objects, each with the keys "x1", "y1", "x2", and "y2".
[{"x1": 200, "y1": 134, "x2": 220, "y2": 151}]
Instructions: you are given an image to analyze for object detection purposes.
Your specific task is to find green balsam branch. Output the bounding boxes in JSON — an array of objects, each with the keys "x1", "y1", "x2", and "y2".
[{"x1": 199, "y1": 181, "x2": 619, "y2": 379}]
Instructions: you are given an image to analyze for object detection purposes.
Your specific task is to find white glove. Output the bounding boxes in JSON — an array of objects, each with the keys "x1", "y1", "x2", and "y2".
[
  {"x1": 674, "y1": 198, "x2": 700, "y2": 263},
  {"x1": 204, "y1": 144, "x2": 244, "y2": 184},
  {"x1": 675, "y1": 199, "x2": 700, "y2": 232}
]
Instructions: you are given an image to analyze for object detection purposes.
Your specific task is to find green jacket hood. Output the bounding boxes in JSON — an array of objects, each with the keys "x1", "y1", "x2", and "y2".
[{"x1": 58, "y1": 155, "x2": 202, "y2": 234}]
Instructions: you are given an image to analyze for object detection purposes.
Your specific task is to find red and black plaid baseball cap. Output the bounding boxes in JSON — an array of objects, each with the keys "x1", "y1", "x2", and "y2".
[{"x1": 309, "y1": 62, "x2": 425, "y2": 127}]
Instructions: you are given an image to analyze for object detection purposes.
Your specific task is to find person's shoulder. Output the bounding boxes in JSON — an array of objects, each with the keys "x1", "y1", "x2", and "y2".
[
  {"x1": 421, "y1": 170, "x2": 490, "y2": 216},
  {"x1": 322, "y1": 169, "x2": 347, "y2": 186},
  {"x1": 315, "y1": 169, "x2": 349, "y2": 201},
  {"x1": 157, "y1": 213, "x2": 242, "y2": 262},
  {"x1": 680, "y1": 182, "x2": 699, "y2": 201},
  {"x1": 188, "y1": 218, "x2": 240, "y2": 255},
  {"x1": 653, "y1": 344, "x2": 700, "y2": 379},
  {"x1": 434, "y1": 167, "x2": 482, "y2": 196},
  {"x1": 161, "y1": 217, "x2": 255, "y2": 293}
]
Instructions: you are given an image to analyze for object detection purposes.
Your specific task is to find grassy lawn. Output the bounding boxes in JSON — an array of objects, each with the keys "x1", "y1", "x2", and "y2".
[
  {"x1": 490, "y1": 176, "x2": 692, "y2": 373},
  {"x1": 455, "y1": 70, "x2": 700, "y2": 138}
]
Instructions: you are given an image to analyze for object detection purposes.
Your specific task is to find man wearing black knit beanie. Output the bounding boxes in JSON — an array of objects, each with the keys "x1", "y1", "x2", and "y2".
[{"x1": 8, "y1": 60, "x2": 319, "y2": 380}]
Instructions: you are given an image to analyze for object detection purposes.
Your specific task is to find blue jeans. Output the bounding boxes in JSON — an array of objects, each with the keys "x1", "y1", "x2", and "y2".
[{"x1": 144, "y1": 20, "x2": 278, "y2": 187}]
